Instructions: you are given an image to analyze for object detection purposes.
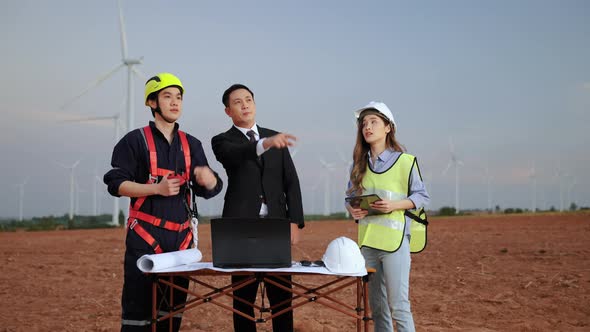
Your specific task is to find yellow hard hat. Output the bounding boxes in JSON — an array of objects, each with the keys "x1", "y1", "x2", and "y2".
[{"x1": 144, "y1": 73, "x2": 184, "y2": 106}]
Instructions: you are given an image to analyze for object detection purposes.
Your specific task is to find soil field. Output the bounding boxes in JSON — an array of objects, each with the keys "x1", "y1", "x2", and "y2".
[{"x1": 1, "y1": 212, "x2": 589, "y2": 331}]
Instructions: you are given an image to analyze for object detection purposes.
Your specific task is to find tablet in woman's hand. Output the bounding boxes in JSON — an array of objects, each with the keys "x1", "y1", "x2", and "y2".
[{"x1": 345, "y1": 194, "x2": 382, "y2": 210}]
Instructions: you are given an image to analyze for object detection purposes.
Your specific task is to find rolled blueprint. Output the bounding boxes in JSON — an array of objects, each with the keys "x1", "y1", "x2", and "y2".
[{"x1": 137, "y1": 248, "x2": 203, "y2": 272}]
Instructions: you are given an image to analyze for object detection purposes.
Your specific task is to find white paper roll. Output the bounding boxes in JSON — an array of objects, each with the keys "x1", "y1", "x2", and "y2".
[{"x1": 137, "y1": 248, "x2": 203, "y2": 272}]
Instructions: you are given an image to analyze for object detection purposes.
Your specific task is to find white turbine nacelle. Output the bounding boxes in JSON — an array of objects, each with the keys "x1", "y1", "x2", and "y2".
[{"x1": 124, "y1": 58, "x2": 142, "y2": 65}]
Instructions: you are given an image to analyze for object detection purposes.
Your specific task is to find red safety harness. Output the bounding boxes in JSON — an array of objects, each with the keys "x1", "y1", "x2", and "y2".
[{"x1": 127, "y1": 126, "x2": 193, "y2": 254}]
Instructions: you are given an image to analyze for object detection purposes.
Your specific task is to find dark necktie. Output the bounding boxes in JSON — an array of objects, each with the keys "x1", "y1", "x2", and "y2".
[
  {"x1": 246, "y1": 130, "x2": 257, "y2": 142},
  {"x1": 247, "y1": 130, "x2": 262, "y2": 165}
]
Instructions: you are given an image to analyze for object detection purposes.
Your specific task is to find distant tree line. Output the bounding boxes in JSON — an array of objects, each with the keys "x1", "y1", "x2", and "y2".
[
  {"x1": 436, "y1": 202, "x2": 587, "y2": 216},
  {"x1": 0, "y1": 213, "x2": 116, "y2": 232},
  {"x1": 0, "y1": 211, "x2": 354, "y2": 232}
]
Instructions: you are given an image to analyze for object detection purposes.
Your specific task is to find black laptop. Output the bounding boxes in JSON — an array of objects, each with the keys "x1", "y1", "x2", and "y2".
[{"x1": 210, "y1": 217, "x2": 292, "y2": 268}]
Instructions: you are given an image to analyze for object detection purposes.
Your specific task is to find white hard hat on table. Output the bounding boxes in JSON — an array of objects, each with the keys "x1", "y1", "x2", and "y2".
[{"x1": 322, "y1": 236, "x2": 366, "y2": 274}]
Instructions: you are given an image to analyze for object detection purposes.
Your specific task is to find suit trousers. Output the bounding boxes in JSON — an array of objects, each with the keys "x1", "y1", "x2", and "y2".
[{"x1": 232, "y1": 274, "x2": 293, "y2": 332}]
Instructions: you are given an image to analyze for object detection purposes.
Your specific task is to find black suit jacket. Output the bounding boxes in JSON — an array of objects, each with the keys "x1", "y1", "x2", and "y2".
[{"x1": 211, "y1": 125, "x2": 304, "y2": 228}]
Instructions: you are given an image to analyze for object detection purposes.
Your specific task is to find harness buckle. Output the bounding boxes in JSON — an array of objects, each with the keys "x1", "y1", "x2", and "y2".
[
  {"x1": 149, "y1": 174, "x2": 159, "y2": 184},
  {"x1": 129, "y1": 219, "x2": 138, "y2": 230}
]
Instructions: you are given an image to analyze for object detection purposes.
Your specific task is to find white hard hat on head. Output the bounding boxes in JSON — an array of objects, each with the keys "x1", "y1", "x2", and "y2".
[
  {"x1": 354, "y1": 101, "x2": 397, "y2": 130},
  {"x1": 322, "y1": 236, "x2": 366, "y2": 274}
]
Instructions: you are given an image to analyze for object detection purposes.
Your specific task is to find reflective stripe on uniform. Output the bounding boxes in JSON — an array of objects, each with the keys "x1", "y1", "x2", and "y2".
[
  {"x1": 121, "y1": 311, "x2": 183, "y2": 327},
  {"x1": 122, "y1": 319, "x2": 151, "y2": 326}
]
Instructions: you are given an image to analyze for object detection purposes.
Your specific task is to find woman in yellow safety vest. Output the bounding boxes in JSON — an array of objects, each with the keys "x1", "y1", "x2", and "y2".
[{"x1": 345, "y1": 101, "x2": 430, "y2": 332}]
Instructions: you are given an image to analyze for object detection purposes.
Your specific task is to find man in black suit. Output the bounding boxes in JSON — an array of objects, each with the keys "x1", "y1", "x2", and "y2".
[{"x1": 211, "y1": 84, "x2": 304, "y2": 332}]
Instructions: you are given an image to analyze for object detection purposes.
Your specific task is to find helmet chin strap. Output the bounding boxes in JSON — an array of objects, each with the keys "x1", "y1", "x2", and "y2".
[{"x1": 154, "y1": 101, "x2": 176, "y2": 124}]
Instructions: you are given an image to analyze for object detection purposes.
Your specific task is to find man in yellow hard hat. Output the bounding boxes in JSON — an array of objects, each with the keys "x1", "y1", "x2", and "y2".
[{"x1": 104, "y1": 73, "x2": 223, "y2": 331}]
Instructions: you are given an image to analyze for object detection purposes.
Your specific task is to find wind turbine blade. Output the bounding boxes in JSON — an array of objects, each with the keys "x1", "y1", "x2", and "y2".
[
  {"x1": 72, "y1": 160, "x2": 81, "y2": 169},
  {"x1": 132, "y1": 67, "x2": 147, "y2": 81},
  {"x1": 319, "y1": 158, "x2": 333, "y2": 170},
  {"x1": 60, "y1": 63, "x2": 125, "y2": 110},
  {"x1": 442, "y1": 161, "x2": 452, "y2": 175},
  {"x1": 337, "y1": 151, "x2": 348, "y2": 163},
  {"x1": 449, "y1": 137, "x2": 455, "y2": 154},
  {"x1": 118, "y1": 0, "x2": 128, "y2": 59},
  {"x1": 62, "y1": 115, "x2": 118, "y2": 123},
  {"x1": 54, "y1": 161, "x2": 70, "y2": 169},
  {"x1": 289, "y1": 147, "x2": 298, "y2": 158}
]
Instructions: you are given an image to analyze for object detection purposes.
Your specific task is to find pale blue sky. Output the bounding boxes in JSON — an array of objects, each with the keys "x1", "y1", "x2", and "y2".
[{"x1": 1, "y1": 0, "x2": 589, "y2": 218}]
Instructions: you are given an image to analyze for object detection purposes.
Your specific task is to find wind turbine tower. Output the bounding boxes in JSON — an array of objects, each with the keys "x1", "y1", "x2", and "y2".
[
  {"x1": 75, "y1": 182, "x2": 87, "y2": 216},
  {"x1": 566, "y1": 174, "x2": 576, "y2": 210},
  {"x1": 554, "y1": 166, "x2": 565, "y2": 212},
  {"x1": 319, "y1": 158, "x2": 336, "y2": 216},
  {"x1": 442, "y1": 138, "x2": 464, "y2": 214},
  {"x1": 64, "y1": 114, "x2": 122, "y2": 226},
  {"x1": 15, "y1": 177, "x2": 29, "y2": 221},
  {"x1": 529, "y1": 162, "x2": 537, "y2": 213},
  {"x1": 338, "y1": 151, "x2": 353, "y2": 218},
  {"x1": 485, "y1": 166, "x2": 493, "y2": 213},
  {"x1": 57, "y1": 160, "x2": 81, "y2": 221}
]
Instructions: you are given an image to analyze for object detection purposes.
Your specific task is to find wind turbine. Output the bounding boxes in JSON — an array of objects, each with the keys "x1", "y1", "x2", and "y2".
[
  {"x1": 63, "y1": 114, "x2": 123, "y2": 226},
  {"x1": 319, "y1": 158, "x2": 336, "y2": 216},
  {"x1": 309, "y1": 181, "x2": 321, "y2": 215},
  {"x1": 565, "y1": 174, "x2": 577, "y2": 211},
  {"x1": 484, "y1": 166, "x2": 493, "y2": 213},
  {"x1": 93, "y1": 175, "x2": 103, "y2": 216},
  {"x1": 554, "y1": 164, "x2": 565, "y2": 212},
  {"x1": 60, "y1": 0, "x2": 144, "y2": 134},
  {"x1": 56, "y1": 160, "x2": 81, "y2": 221},
  {"x1": 529, "y1": 162, "x2": 537, "y2": 213},
  {"x1": 442, "y1": 138, "x2": 463, "y2": 214},
  {"x1": 338, "y1": 151, "x2": 353, "y2": 218},
  {"x1": 15, "y1": 177, "x2": 30, "y2": 221},
  {"x1": 75, "y1": 182, "x2": 87, "y2": 216}
]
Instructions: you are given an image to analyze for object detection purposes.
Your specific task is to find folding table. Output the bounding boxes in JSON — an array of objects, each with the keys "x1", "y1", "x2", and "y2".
[{"x1": 147, "y1": 262, "x2": 374, "y2": 331}]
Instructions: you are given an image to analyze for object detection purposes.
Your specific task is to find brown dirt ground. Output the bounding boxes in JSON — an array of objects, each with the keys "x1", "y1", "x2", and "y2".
[{"x1": 0, "y1": 212, "x2": 589, "y2": 331}]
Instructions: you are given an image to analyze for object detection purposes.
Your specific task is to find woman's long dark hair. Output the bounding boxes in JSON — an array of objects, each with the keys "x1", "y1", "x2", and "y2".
[{"x1": 347, "y1": 110, "x2": 405, "y2": 196}]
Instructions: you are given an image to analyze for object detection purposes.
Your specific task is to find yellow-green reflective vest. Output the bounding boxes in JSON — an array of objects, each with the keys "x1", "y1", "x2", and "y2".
[{"x1": 358, "y1": 153, "x2": 428, "y2": 253}]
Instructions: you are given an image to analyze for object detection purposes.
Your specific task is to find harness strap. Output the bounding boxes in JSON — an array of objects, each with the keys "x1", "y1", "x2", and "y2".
[
  {"x1": 127, "y1": 218, "x2": 192, "y2": 254},
  {"x1": 129, "y1": 210, "x2": 190, "y2": 232},
  {"x1": 179, "y1": 231, "x2": 193, "y2": 251},
  {"x1": 128, "y1": 219, "x2": 163, "y2": 254},
  {"x1": 178, "y1": 130, "x2": 191, "y2": 178},
  {"x1": 133, "y1": 126, "x2": 192, "y2": 211},
  {"x1": 127, "y1": 126, "x2": 194, "y2": 253},
  {"x1": 143, "y1": 126, "x2": 159, "y2": 179}
]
